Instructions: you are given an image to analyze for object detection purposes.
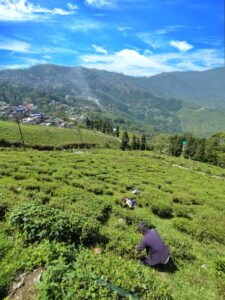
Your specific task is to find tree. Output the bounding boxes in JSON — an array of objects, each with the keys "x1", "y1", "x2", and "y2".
[
  {"x1": 168, "y1": 135, "x2": 183, "y2": 157},
  {"x1": 116, "y1": 126, "x2": 120, "y2": 137},
  {"x1": 204, "y1": 136, "x2": 219, "y2": 164},
  {"x1": 120, "y1": 131, "x2": 129, "y2": 151},
  {"x1": 141, "y1": 135, "x2": 146, "y2": 150},
  {"x1": 193, "y1": 138, "x2": 206, "y2": 161},
  {"x1": 183, "y1": 136, "x2": 197, "y2": 159},
  {"x1": 86, "y1": 117, "x2": 91, "y2": 129},
  {"x1": 136, "y1": 138, "x2": 140, "y2": 150},
  {"x1": 131, "y1": 134, "x2": 137, "y2": 150},
  {"x1": 154, "y1": 133, "x2": 170, "y2": 154}
]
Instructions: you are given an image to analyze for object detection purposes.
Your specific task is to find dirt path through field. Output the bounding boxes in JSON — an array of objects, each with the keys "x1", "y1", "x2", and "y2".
[{"x1": 171, "y1": 163, "x2": 225, "y2": 180}]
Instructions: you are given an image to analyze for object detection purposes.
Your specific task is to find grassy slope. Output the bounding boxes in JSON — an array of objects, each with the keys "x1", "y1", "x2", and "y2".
[
  {"x1": 0, "y1": 149, "x2": 224, "y2": 299},
  {"x1": 0, "y1": 120, "x2": 120, "y2": 148},
  {"x1": 178, "y1": 104, "x2": 225, "y2": 136}
]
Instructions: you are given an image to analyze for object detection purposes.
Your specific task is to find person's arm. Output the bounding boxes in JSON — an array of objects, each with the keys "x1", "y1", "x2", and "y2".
[{"x1": 136, "y1": 237, "x2": 146, "y2": 252}]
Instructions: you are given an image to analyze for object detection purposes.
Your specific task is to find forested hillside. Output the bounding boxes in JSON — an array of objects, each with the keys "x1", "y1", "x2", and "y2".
[
  {"x1": 1, "y1": 65, "x2": 225, "y2": 136},
  {"x1": 137, "y1": 67, "x2": 225, "y2": 109}
]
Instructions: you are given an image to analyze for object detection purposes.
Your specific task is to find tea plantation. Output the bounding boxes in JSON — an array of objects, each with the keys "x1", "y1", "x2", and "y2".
[
  {"x1": 0, "y1": 121, "x2": 120, "y2": 148},
  {"x1": 0, "y1": 149, "x2": 225, "y2": 299}
]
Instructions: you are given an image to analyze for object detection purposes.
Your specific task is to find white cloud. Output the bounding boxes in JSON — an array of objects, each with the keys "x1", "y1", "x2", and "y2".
[
  {"x1": 1, "y1": 58, "x2": 48, "y2": 70},
  {"x1": 85, "y1": 0, "x2": 116, "y2": 8},
  {"x1": 67, "y1": 20, "x2": 101, "y2": 31},
  {"x1": 170, "y1": 40, "x2": 193, "y2": 52},
  {"x1": 0, "y1": 38, "x2": 31, "y2": 52},
  {"x1": 43, "y1": 55, "x2": 52, "y2": 59},
  {"x1": 155, "y1": 25, "x2": 185, "y2": 35},
  {"x1": 41, "y1": 46, "x2": 78, "y2": 55},
  {"x1": 0, "y1": 64, "x2": 29, "y2": 70},
  {"x1": 118, "y1": 26, "x2": 134, "y2": 39},
  {"x1": 67, "y1": 3, "x2": 79, "y2": 10},
  {"x1": 197, "y1": 37, "x2": 222, "y2": 47},
  {"x1": 80, "y1": 48, "x2": 223, "y2": 76},
  {"x1": 81, "y1": 49, "x2": 174, "y2": 76},
  {"x1": 0, "y1": 0, "x2": 76, "y2": 21},
  {"x1": 92, "y1": 44, "x2": 108, "y2": 54},
  {"x1": 138, "y1": 33, "x2": 165, "y2": 49},
  {"x1": 118, "y1": 26, "x2": 133, "y2": 32}
]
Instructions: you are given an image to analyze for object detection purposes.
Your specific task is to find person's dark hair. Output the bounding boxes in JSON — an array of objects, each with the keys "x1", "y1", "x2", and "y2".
[{"x1": 137, "y1": 222, "x2": 148, "y2": 233}]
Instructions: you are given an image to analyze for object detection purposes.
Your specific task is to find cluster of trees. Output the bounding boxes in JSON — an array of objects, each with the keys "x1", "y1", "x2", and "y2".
[
  {"x1": 86, "y1": 117, "x2": 120, "y2": 137},
  {"x1": 154, "y1": 133, "x2": 225, "y2": 167},
  {"x1": 120, "y1": 131, "x2": 146, "y2": 151}
]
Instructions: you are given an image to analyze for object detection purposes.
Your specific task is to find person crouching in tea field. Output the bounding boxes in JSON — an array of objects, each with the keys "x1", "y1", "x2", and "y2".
[
  {"x1": 122, "y1": 197, "x2": 136, "y2": 209},
  {"x1": 136, "y1": 222, "x2": 170, "y2": 266}
]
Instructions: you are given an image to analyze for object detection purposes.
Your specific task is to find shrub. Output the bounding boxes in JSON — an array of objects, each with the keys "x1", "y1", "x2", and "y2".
[
  {"x1": 114, "y1": 207, "x2": 155, "y2": 228},
  {"x1": 9, "y1": 203, "x2": 103, "y2": 246},
  {"x1": 173, "y1": 218, "x2": 197, "y2": 236},
  {"x1": 215, "y1": 257, "x2": 225, "y2": 274},
  {"x1": 173, "y1": 205, "x2": 193, "y2": 219},
  {"x1": 105, "y1": 189, "x2": 114, "y2": 195},
  {"x1": 9, "y1": 204, "x2": 73, "y2": 243},
  {"x1": 106, "y1": 229, "x2": 139, "y2": 259},
  {"x1": 172, "y1": 192, "x2": 203, "y2": 205},
  {"x1": 70, "y1": 214, "x2": 101, "y2": 246},
  {"x1": 24, "y1": 180, "x2": 41, "y2": 191},
  {"x1": 165, "y1": 237, "x2": 196, "y2": 267},
  {"x1": 72, "y1": 180, "x2": 85, "y2": 189},
  {"x1": 151, "y1": 200, "x2": 173, "y2": 218},
  {"x1": 0, "y1": 202, "x2": 9, "y2": 220},
  {"x1": 0, "y1": 232, "x2": 13, "y2": 259},
  {"x1": 86, "y1": 184, "x2": 103, "y2": 195},
  {"x1": 0, "y1": 240, "x2": 74, "y2": 298},
  {"x1": 36, "y1": 192, "x2": 50, "y2": 205},
  {"x1": 97, "y1": 204, "x2": 112, "y2": 224},
  {"x1": 13, "y1": 173, "x2": 27, "y2": 180},
  {"x1": 37, "y1": 249, "x2": 173, "y2": 300}
]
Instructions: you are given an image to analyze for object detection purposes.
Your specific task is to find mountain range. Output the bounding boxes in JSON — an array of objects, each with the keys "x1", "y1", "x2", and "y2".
[{"x1": 0, "y1": 64, "x2": 224, "y2": 136}]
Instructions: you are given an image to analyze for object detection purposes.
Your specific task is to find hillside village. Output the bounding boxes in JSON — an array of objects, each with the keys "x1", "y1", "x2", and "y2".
[{"x1": 0, "y1": 101, "x2": 86, "y2": 128}]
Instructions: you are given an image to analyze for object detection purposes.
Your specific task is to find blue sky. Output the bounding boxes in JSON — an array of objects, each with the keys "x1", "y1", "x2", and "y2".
[{"x1": 0, "y1": 0, "x2": 224, "y2": 76}]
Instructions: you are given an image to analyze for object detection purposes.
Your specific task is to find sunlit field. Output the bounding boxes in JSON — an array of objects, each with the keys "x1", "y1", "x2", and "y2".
[{"x1": 0, "y1": 149, "x2": 224, "y2": 299}]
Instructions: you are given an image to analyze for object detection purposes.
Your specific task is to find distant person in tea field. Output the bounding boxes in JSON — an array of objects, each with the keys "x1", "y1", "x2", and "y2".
[
  {"x1": 136, "y1": 222, "x2": 170, "y2": 266},
  {"x1": 122, "y1": 197, "x2": 136, "y2": 209}
]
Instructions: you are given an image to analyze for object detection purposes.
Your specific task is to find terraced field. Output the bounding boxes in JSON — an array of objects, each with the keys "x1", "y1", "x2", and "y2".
[{"x1": 0, "y1": 149, "x2": 224, "y2": 299}]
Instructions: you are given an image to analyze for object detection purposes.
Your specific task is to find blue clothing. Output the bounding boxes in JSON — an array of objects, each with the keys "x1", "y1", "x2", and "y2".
[
  {"x1": 137, "y1": 229, "x2": 170, "y2": 266},
  {"x1": 130, "y1": 199, "x2": 136, "y2": 207}
]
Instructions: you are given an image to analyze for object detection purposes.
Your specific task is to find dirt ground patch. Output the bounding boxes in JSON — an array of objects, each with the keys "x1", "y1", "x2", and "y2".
[{"x1": 8, "y1": 268, "x2": 45, "y2": 300}]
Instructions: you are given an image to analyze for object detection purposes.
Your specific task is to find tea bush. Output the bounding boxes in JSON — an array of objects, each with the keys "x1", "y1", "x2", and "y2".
[
  {"x1": 151, "y1": 200, "x2": 173, "y2": 218},
  {"x1": 114, "y1": 207, "x2": 155, "y2": 228},
  {"x1": 172, "y1": 192, "x2": 203, "y2": 205},
  {"x1": 173, "y1": 218, "x2": 198, "y2": 237},
  {"x1": 215, "y1": 257, "x2": 225, "y2": 275},
  {"x1": 13, "y1": 173, "x2": 28, "y2": 180},
  {"x1": 173, "y1": 205, "x2": 193, "y2": 219},
  {"x1": 0, "y1": 240, "x2": 74, "y2": 298},
  {"x1": 70, "y1": 213, "x2": 101, "y2": 245},
  {"x1": 0, "y1": 202, "x2": 9, "y2": 220},
  {"x1": 165, "y1": 236, "x2": 196, "y2": 266},
  {"x1": 9, "y1": 204, "x2": 73, "y2": 243},
  {"x1": 0, "y1": 149, "x2": 225, "y2": 299},
  {"x1": 38, "y1": 248, "x2": 173, "y2": 300}
]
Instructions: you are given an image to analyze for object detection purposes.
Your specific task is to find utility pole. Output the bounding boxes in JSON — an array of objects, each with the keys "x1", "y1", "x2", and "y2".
[{"x1": 16, "y1": 116, "x2": 26, "y2": 151}]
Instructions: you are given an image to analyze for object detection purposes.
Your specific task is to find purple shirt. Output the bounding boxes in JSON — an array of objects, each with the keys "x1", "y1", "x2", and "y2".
[{"x1": 137, "y1": 229, "x2": 170, "y2": 265}]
